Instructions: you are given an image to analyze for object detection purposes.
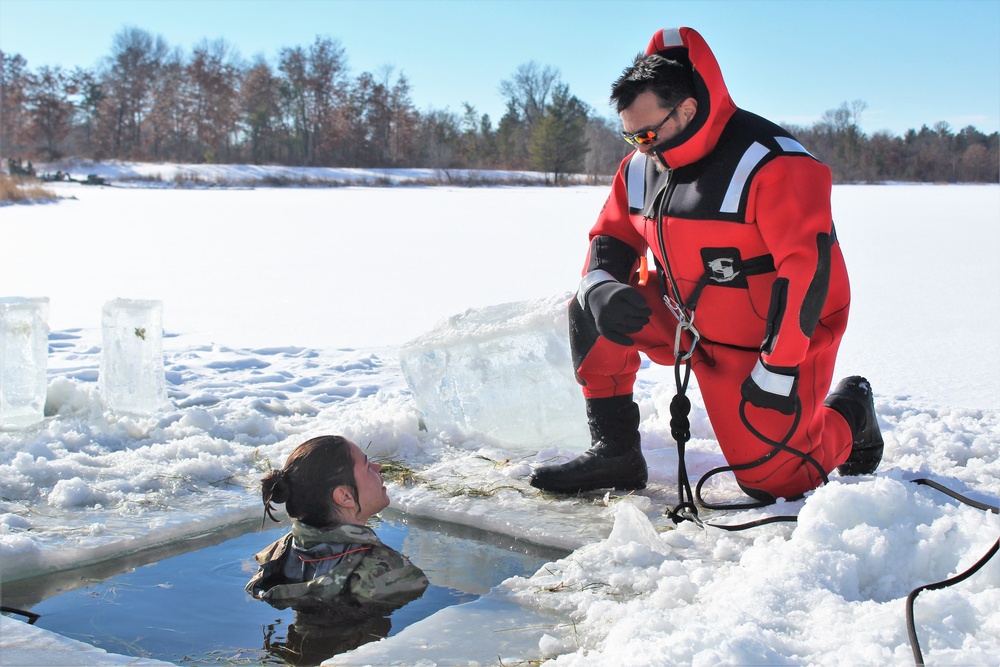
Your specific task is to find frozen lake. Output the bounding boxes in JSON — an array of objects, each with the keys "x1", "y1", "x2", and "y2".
[
  {"x1": 4, "y1": 181, "x2": 997, "y2": 408},
  {"x1": 1, "y1": 178, "x2": 998, "y2": 666}
]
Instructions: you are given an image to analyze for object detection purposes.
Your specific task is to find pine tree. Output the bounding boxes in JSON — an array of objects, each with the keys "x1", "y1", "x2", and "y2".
[{"x1": 528, "y1": 84, "x2": 589, "y2": 184}]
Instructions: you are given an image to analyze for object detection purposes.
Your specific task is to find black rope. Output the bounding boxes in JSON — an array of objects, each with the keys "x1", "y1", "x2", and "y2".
[
  {"x1": 691, "y1": 398, "x2": 829, "y2": 519},
  {"x1": 738, "y1": 399, "x2": 828, "y2": 485},
  {"x1": 665, "y1": 344, "x2": 818, "y2": 529},
  {"x1": 693, "y1": 400, "x2": 807, "y2": 512},
  {"x1": 706, "y1": 515, "x2": 800, "y2": 531},
  {"x1": 910, "y1": 478, "x2": 999, "y2": 513},
  {"x1": 666, "y1": 360, "x2": 823, "y2": 527},
  {"x1": 667, "y1": 354, "x2": 701, "y2": 526},
  {"x1": 906, "y1": 539, "x2": 998, "y2": 666},
  {"x1": 904, "y1": 478, "x2": 998, "y2": 666}
]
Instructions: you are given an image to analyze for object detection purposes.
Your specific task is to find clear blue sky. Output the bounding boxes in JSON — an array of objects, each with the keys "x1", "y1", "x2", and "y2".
[{"x1": 1, "y1": 0, "x2": 997, "y2": 137}]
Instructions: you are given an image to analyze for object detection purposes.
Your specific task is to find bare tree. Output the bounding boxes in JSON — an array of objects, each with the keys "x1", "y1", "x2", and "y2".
[
  {"x1": 24, "y1": 65, "x2": 75, "y2": 159},
  {"x1": 350, "y1": 71, "x2": 384, "y2": 164},
  {"x1": 240, "y1": 57, "x2": 282, "y2": 164},
  {"x1": 499, "y1": 61, "x2": 559, "y2": 127},
  {"x1": 145, "y1": 48, "x2": 187, "y2": 160},
  {"x1": 68, "y1": 66, "x2": 105, "y2": 157},
  {"x1": 584, "y1": 114, "x2": 629, "y2": 181},
  {"x1": 817, "y1": 99, "x2": 867, "y2": 180},
  {"x1": 417, "y1": 108, "x2": 460, "y2": 168},
  {"x1": 277, "y1": 45, "x2": 309, "y2": 163},
  {"x1": 187, "y1": 39, "x2": 242, "y2": 162},
  {"x1": 1, "y1": 52, "x2": 31, "y2": 158},
  {"x1": 306, "y1": 36, "x2": 349, "y2": 165},
  {"x1": 102, "y1": 27, "x2": 170, "y2": 158},
  {"x1": 278, "y1": 36, "x2": 349, "y2": 165}
]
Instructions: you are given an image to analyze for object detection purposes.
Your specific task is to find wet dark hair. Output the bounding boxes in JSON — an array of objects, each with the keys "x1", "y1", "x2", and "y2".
[
  {"x1": 611, "y1": 53, "x2": 695, "y2": 114},
  {"x1": 260, "y1": 435, "x2": 359, "y2": 528}
]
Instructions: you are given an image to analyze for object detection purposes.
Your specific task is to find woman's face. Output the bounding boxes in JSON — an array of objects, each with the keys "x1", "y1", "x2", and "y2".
[{"x1": 346, "y1": 442, "x2": 390, "y2": 522}]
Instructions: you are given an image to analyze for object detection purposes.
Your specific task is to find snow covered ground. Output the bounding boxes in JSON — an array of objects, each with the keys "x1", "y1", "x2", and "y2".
[{"x1": 1, "y1": 166, "x2": 998, "y2": 666}]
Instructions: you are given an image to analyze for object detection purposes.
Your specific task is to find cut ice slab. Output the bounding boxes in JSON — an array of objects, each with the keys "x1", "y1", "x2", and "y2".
[
  {"x1": 400, "y1": 293, "x2": 589, "y2": 453},
  {"x1": 100, "y1": 298, "x2": 168, "y2": 416},
  {"x1": 0, "y1": 297, "x2": 50, "y2": 430}
]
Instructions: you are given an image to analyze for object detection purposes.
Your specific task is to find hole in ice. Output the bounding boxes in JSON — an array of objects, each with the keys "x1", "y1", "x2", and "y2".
[{"x1": 3, "y1": 509, "x2": 567, "y2": 665}]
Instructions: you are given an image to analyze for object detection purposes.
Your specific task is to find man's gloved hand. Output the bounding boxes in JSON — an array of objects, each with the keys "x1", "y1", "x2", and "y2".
[
  {"x1": 741, "y1": 358, "x2": 800, "y2": 415},
  {"x1": 578, "y1": 270, "x2": 651, "y2": 346}
]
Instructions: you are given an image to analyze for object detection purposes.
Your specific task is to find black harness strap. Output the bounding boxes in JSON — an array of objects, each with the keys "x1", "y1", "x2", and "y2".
[{"x1": 684, "y1": 253, "x2": 776, "y2": 312}]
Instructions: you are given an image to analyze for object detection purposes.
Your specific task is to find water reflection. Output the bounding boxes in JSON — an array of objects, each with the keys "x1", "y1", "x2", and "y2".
[{"x1": 263, "y1": 609, "x2": 393, "y2": 665}]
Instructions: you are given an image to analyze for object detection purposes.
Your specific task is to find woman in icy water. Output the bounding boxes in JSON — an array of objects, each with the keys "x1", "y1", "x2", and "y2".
[{"x1": 245, "y1": 434, "x2": 428, "y2": 613}]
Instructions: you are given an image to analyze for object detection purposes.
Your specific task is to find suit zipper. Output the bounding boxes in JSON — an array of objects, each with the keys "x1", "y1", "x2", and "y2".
[{"x1": 654, "y1": 170, "x2": 692, "y2": 325}]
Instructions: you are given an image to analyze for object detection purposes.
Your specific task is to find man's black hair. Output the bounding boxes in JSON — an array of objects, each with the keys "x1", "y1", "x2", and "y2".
[{"x1": 610, "y1": 53, "x2": 695, "y2": 114}]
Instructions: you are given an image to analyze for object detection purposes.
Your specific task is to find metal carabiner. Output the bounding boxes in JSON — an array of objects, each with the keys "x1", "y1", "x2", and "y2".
[
  {"x1": 674, "y1": 319, "x2": 700, "y2": 362},
  {"x1": 662, "y1": 294, "x2": 685, "y2": 323}
]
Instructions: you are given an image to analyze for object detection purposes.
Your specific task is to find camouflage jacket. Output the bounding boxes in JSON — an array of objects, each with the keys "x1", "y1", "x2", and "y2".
[{"x1": 245, "y1": 521, "x2": 428, "y2": 609}]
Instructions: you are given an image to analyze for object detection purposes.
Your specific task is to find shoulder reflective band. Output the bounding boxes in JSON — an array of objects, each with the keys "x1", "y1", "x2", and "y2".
[
  {"x1": 720, "y1": 141, "x2": 770, "y2": 214},
  {"x1": 626, "y1": 151, "x2": 647, "y2": 210},
  {"x1": 775, "y1": 136, "x2": 814, "y2": 158}
]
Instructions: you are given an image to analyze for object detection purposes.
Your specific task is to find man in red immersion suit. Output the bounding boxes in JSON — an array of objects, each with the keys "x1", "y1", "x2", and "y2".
[{"x1": 530, "y1": 27, "x2": 884, "y2": 502}]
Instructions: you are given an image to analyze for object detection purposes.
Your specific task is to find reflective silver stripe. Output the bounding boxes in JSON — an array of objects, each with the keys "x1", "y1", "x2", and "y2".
[
  {"x1": 576, "y1": 270, "x2": 617, "y2": 309},
  {"x1": 626, "y1": 151, "x2": 647, "y2": 210},
  {"x1": 720, "y1": 142, "x2": 769, "y2": 213},
  {"x1": 750, "y1": 358, "x2": 794, "y2": 397},
  {"x1": 775, "y1": 136, "x2": 813, "y2": 157},
  {"x1": 659, "y1": 28, "x2": 684, "y2": 48}
]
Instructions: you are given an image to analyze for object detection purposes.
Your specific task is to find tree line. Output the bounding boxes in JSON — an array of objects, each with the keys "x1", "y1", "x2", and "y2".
[
  {"x1": 1, "y1": 28, "x2": 996, "y2": 184},
  {"x1": 0, "y1": 28, "x2": 615, "y2": 184},
  {"x1": 786, "y1": 100, "x2": 998, "y2": 183}
]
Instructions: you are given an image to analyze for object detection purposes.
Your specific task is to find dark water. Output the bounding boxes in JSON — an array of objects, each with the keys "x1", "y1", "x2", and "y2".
[{"x1": 2, "y1": 509, "x2": 567, "y2": 666}]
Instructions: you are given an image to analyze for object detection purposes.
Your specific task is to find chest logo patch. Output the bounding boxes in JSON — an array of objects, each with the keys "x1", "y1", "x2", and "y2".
[
  {"x1": 708, "y1": 257, "x2": 739, "y2": 282},
  {"x1": 700, "y1": 247, "x2": 749, "y2": 289}
]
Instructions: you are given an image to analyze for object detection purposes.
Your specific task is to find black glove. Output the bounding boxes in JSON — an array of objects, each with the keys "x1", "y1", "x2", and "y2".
[
  {"x1": 741, "y1": 358, "x2": 800, "y2": 415},
  {"x1": 580, "y1": 271, "x2": 651, "y2": 346}
]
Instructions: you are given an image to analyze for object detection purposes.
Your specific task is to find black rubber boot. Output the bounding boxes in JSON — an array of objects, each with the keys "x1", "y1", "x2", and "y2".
[
  {"x1": 529, "y1": 395, "x2": 647, "y2": 494},
  {"x1": 825, "y1": 376, "x2": 884, "y2": 476}
]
